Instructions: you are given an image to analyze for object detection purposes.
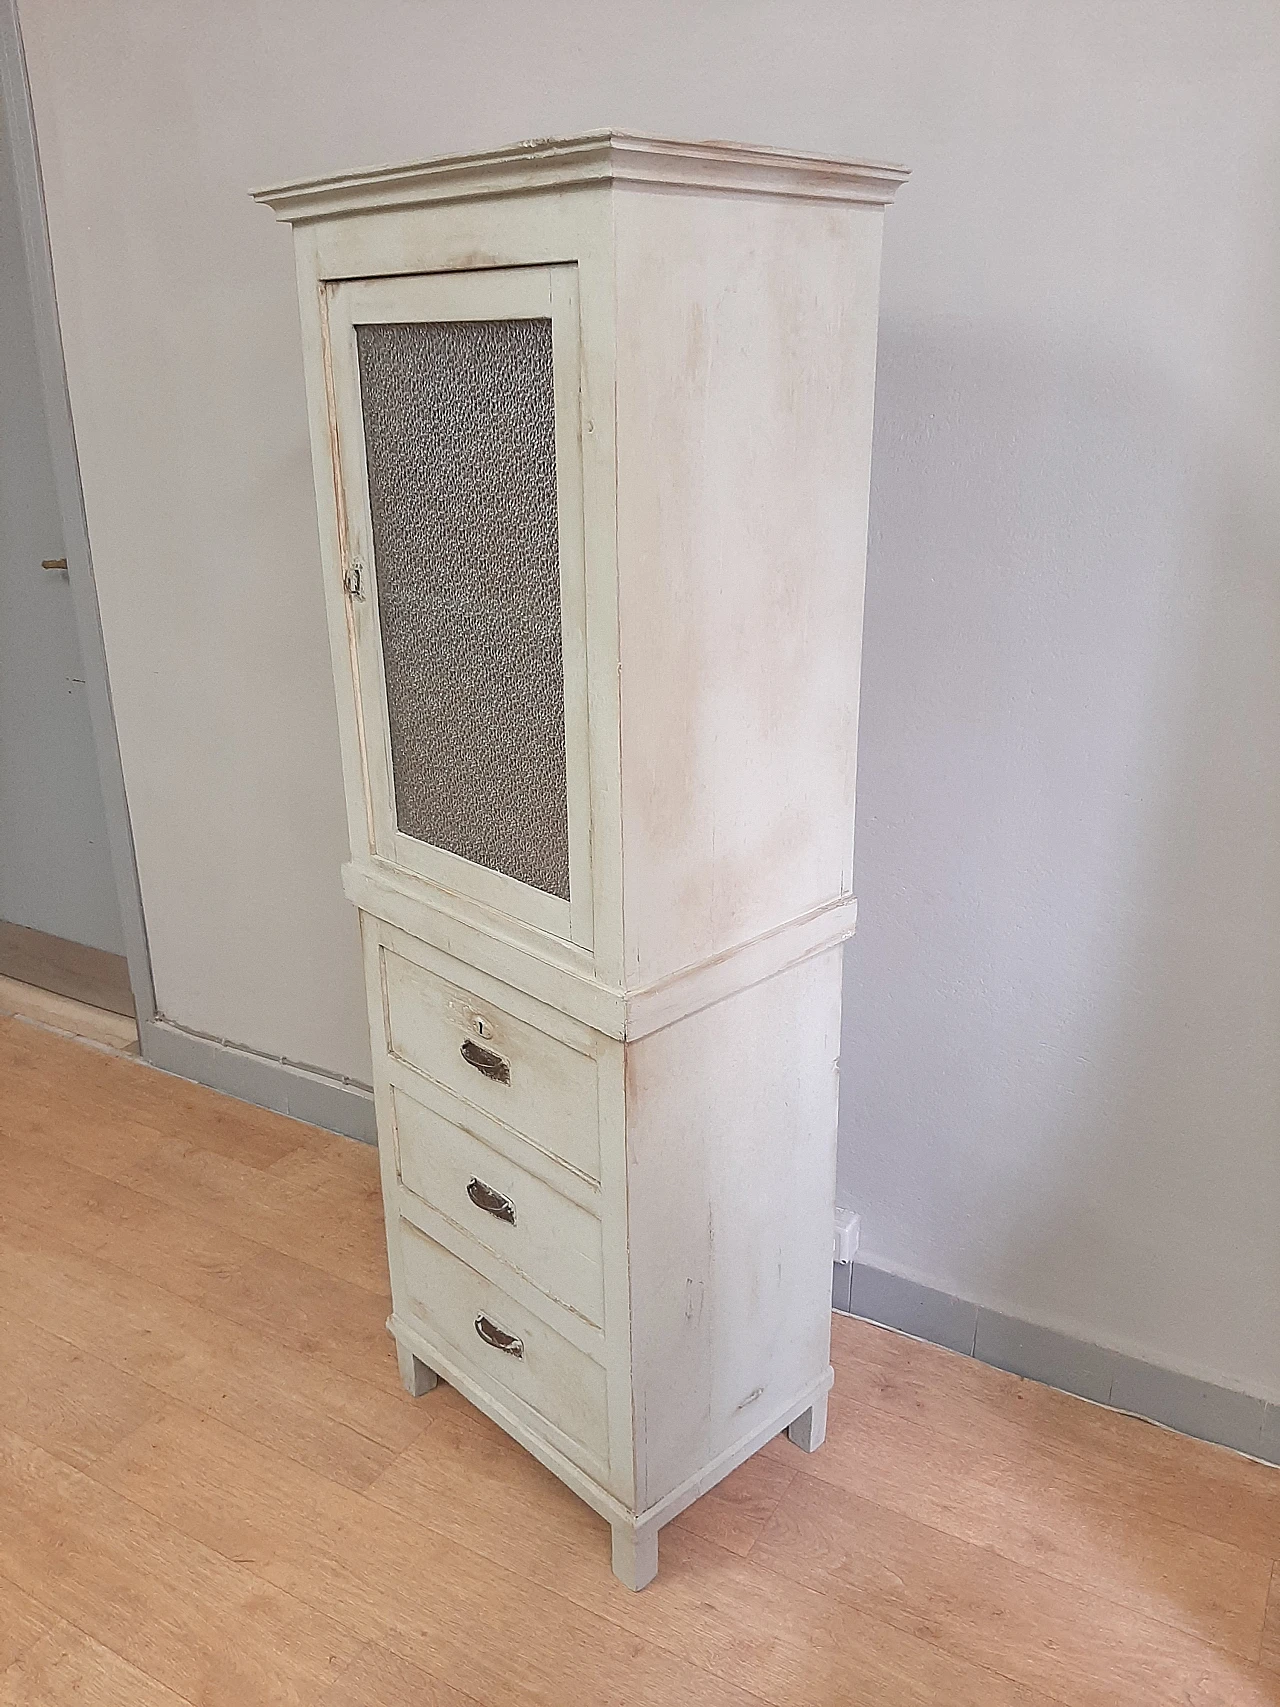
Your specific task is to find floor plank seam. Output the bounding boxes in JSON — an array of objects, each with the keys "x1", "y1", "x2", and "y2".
[
  {"x1": 2, "y1": 1426, "x2": 370, "y2": 1695},
  {"x1": 317, "y1": 1640, "x2": 491, "y2": 1707},
  {"x1": 2, "y1": 1111, "x2": 393, "y2": 1302},
  {"x1": 836, "y1": 1377, "x2": 1280, "y2": 1599},
  {"x1": 829, "y1": 1371, "x2": 1280, "y2": 1528},
  {"x1": 0, "y1": 1190, "x2": 408, "y2": 1405},
  {"x1": 735, "y1": 1544, "x2": 1093, "y2": 1707},
  {"x1": 1260, "y1": 1559, "x2": 1276, "y2": 1667},
  {"x1": 775, "y1": 1442, "x2": 1274, "y2": 1672},
  {"x1": 0, "y1": 1565, "x2": 201, "y2": 1706},
  {"x1": 747, "y1": 1537, "x2": 1280, "y2": 1706},
  {"x1": 350, "y1": 1459, "x2": 808, "y2": 1705},
  {"x1": 0, "y1": 1576, "x2": 58, "y2": 1683},
  {"x1": 0, "y1": 1273, "x2": 429, "y2": 1486},
  {"x1": 359, "y1": 1453, "x2": 1076, "y2": 1707},
  {"x1": 740, "y1": 1464, "x2": 802, "y2": 1560},
  {"x1": 78, "y1": 1424, "x2": 784, "y2": 1707}
]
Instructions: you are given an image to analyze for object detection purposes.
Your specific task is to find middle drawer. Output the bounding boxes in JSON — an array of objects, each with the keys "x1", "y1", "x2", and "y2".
[{"x1": 393, "y1": 1085, "x2": 605, "y2": 1329}]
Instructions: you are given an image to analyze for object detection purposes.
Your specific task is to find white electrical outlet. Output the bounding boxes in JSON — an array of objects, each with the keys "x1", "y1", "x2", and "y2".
[{"x1": 833, "y1": 1205, "x2": 860, "y2": 1266}]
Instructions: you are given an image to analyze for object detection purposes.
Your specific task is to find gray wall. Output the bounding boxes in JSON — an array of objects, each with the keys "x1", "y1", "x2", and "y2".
[
  {"x1": 0, "y1": 82, "x2": 123, "y2": 954},
  {"x1": 17, "y1": 1, "x2": 1280, "y2": 1400}
]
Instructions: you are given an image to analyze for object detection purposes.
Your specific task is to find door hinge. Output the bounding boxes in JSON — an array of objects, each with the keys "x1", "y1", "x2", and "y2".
[{"x1": 343, "y1": 560, "x2": 365, "y2": 601}]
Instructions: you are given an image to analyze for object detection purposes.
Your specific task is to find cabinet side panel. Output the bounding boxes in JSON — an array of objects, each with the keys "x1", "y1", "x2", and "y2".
[
  {"x1": 613, "y1": 187, "x2": 885, "y2": 985},
  {"x1": 625, "y1": 950, "x2": 842, "y2": 1510}
]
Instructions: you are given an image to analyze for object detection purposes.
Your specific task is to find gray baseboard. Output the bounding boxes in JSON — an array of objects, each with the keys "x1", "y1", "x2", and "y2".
[
  {"x1": 141, "y1": 1017, "x2": 376, "y2": 1144},
  {"x1": 833, "y1": 1258, "x2": 1278, "y2": 1468}
]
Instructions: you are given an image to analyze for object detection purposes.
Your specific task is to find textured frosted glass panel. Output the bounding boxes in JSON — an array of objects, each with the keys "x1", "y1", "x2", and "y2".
[{"x1": 356, "y1": 317, "x2": 570, "y2": 901}]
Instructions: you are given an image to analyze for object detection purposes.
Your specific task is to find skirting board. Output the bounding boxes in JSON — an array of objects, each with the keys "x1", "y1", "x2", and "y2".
[
  {"x1": 141, "y1": 1017, "x2": 376, "y2": 1144},
  {"x1": 833, "y1": 1259, "x2": 1279, "y2": 1468}
]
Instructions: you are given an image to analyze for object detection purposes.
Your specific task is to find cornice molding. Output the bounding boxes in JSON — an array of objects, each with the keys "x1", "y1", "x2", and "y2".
[{"x1": 252, "y1": 130, "x2": 909, "y2": 222}]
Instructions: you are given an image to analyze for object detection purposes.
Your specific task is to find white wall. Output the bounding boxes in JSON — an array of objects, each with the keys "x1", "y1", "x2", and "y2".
[{"x1": 18, "y1": 0, "x2": 1280, "y2": 1397}]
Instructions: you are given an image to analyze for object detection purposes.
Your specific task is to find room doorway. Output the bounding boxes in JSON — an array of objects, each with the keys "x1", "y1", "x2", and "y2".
[
  {"x1": 0, "y1": 32, "x2": 150, "y2": 1052},
  {"x1": 0, "y1": 78, "x2": 133, "y2": 1030}
]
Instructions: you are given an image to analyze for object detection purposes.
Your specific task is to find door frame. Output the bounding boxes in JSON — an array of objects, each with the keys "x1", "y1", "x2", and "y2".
[
  {"x1": 0, "y1": 0, "x2": 157, "y2": 1031},
  {"x1": 325, "y1": 263, "x2": 595, "y2": 950}
]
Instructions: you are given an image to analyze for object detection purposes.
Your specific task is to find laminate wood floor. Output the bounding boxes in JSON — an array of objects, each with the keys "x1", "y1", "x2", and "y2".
[
  {"x1": 1, "y1": 1011, "x2": 1277, "y2": 1706},
  {"x1": 0, "y1": 922, "x2": 135, "y2": 1018}
]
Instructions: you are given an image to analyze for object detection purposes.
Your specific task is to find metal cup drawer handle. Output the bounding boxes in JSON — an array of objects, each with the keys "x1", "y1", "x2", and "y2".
[
  {"x1": 466, "y1": 1177, "x2": 516, "y2": 1225},
  {"x1": 459, "y1": 1038, "x2": 510, "y2": 1084},
  {"x1": 474, "y1": 1314, "x2": 524, "y2": 1358}
]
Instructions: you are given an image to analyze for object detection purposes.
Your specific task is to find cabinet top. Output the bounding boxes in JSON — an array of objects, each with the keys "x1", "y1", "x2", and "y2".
[{"x1": 251, "y1": 129, "x2": 909, "y2": 224}]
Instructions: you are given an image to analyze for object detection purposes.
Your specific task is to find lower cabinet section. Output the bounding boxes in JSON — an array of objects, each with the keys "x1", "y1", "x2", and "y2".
[
  {"x1": 398, "y1": 1218, "x2": 612, "y2": 1480},
  {"x1": 364, "y1": 913, "x2": 843, "y2": 1592}
]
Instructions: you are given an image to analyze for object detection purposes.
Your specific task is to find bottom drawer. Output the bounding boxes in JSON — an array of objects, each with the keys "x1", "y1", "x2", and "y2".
[{"x1": 399, "y1": 1220, "x2": 610, "y2": 1475}]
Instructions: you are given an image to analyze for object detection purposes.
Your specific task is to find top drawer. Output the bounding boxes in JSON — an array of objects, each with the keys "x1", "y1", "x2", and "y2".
[{"x1": 380, "y1": 944, "x2": 601, "y2": 1181}]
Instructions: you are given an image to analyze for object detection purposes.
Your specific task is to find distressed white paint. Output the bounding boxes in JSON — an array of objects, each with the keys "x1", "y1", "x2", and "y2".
[
  {"x1": 324, "y1": 264, "x2": 594, "y2": 950},
  {"x1": 612, "y1": 187, "x2": 884, "y2": 984},
  {"x1": 260, "y1": 133, "x2": 898, "y2": 1585},
  {"x1": 379, "y1": 936, "x2": 605, "y2": 1183},
  {"x1": 624, "y1": 951, "x2": 843, "y2": 1509},
  {"x1": 394, "y1": 1085, "x2": 606, "y2": 1330},
  {"x1": 399, "y1": 1216, "x2": 613, "y2": 1479}
]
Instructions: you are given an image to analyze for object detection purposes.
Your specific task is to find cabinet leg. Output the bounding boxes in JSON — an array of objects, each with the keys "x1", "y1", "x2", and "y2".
[
  {"x1": 611, "y1": 1519, "x2": 659, "y2": 1591},
  {"x1": 787, "y1": 1391, "x2": 828, "y2": 1453},
  {"x1": 397, "y1": 1341, "x2": 438, "y2": 1398}
]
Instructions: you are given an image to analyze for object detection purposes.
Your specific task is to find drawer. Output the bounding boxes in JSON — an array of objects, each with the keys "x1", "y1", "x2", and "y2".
[
  {"x1": 382, "y1": 947, "x2": 600, "y2": 1180},
  {"x1": 393, "y1": 1086, "x2": 605, "y2": 1328},
  {"x1": 399, "y1": 1220, "x2": 609, "y2": 1474}
]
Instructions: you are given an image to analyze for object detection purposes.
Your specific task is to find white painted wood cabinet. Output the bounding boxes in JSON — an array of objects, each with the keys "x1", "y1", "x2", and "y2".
[{"x1": 255, "y1": 131, "x2": 905, "y2": 1588}]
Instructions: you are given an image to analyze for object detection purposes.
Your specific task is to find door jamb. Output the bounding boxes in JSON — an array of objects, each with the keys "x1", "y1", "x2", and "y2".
[{"x1": 0, "y1": 0, "x2": 158, "y2": 1032}]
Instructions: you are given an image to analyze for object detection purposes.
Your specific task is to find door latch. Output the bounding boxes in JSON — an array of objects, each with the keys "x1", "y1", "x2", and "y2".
[{"x1": 342, "y1": 560, "x2": 365, "y2": 601}]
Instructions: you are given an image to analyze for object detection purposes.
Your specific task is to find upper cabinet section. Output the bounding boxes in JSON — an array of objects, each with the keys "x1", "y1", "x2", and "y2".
[{"x1": 256, "y1": 133, "x2": 907, "y2": 996}]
